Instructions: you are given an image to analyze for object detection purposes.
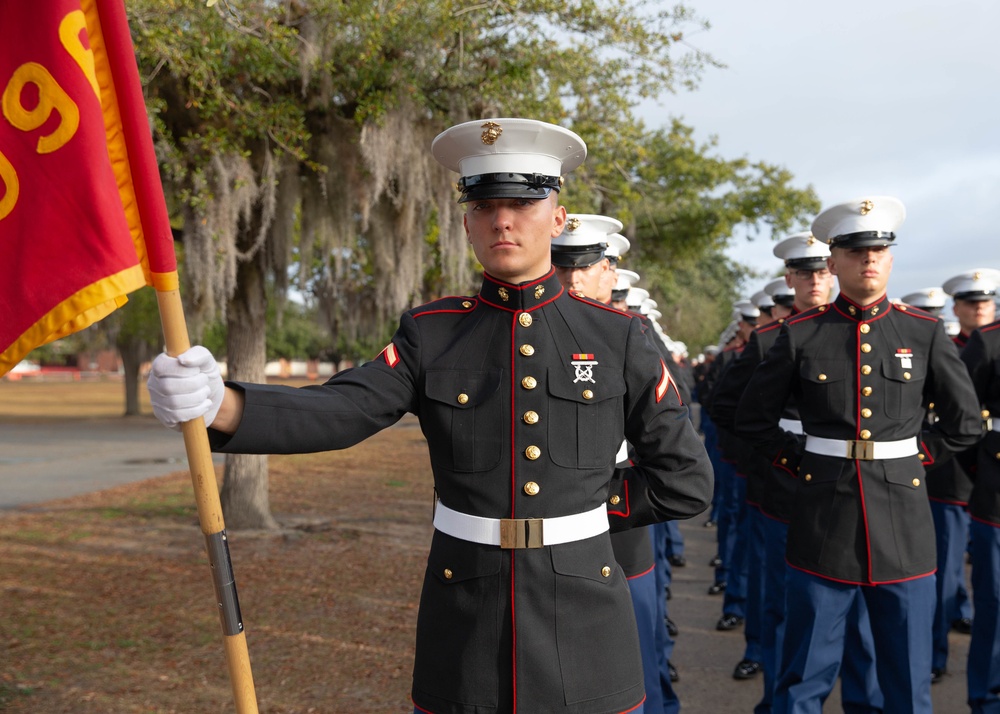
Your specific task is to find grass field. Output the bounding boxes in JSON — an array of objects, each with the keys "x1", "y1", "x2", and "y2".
[{"x1": 0, "y1": 379, "x2": 428, "y2": 713}]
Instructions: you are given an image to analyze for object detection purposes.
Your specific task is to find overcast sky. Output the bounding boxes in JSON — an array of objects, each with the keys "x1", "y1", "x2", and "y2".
[{"x1": 641, "y1": 0, "x2": 1000, "y2": 303}]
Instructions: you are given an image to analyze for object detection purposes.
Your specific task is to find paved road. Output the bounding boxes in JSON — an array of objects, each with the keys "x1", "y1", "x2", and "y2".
[
  {"x1": 0, "y1": 414, "x2": 972, "y2": 711},
  {"x1": 0, "y1": 415, "x2": 220, "y2": 510}
]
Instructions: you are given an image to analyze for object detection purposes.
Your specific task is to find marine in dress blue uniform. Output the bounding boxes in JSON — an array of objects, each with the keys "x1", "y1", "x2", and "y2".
[
  {"x1": 903, "y1": 284, "x2": 975, "y2": 683},
  {"x1": 147, "y1": 119, "x2": 714, "y2": 714},
  {"x1": 959, "y1": 316, "x2": 1000, "y2": 713},
  {"x1": 712, "y1": 233, "x2": 881, "y2": 712},
  {"x1": 551, "y1": 215, "x2": 681, "y2": 714},
  {"x1": 735, "y1": 196, "x2": 982, "y2": 714},
  {"x1": 710, "y1": 300, "x2": 759, "y2": 623}
]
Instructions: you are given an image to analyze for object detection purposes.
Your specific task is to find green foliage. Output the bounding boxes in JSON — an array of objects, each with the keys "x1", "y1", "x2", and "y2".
[{"x1": 129, "y1": 0, "x2": 816, "y2": 358}]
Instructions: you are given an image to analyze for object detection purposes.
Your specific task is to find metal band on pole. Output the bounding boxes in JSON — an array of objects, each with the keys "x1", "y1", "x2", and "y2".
[{"x1": 158, "y1": 288, "x2": 259, "y2": 713}]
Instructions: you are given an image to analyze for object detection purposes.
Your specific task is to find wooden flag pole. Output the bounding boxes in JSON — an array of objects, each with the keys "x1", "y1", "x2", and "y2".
[{"x1": 156, "y1": 286, "x2": 259, "y2": 714}]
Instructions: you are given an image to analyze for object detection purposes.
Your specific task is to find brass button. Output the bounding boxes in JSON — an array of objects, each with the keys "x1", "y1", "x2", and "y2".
[
  {"x1": 861, "y1": 365, "x2": 872, "y2": 375},
  {"x1": 610, "y1": 495, "x2": 621, "y2": 505},
  {"x1": 444, "y1": 568, "x2": 453, "y2": 579},
  {"x1": 582, "y1": 389, "x2": 594, "y2": 400},
  {"x1": 918, "y1": 453, "x2": 925, "y2": 461},
  {"x1": 860, "y1": 429, "x2": 872, "y2": 440},
  {"x1": 523, "y1": 481, "x2": 540, "y2": 496},
  {"x1": 862, "y1": 387, "x2": 873, "y2": 396},
  {"x1": 818, "y1": 306, "x2": 827, "y2": 312},
  {"x1": 995, "y1": 452, "x2": 1000, "y2": 460},
  {"x1": 818, "y1": 374, "x2": 827, "y2": 381},
  {"x1": 982, "y1": 409, "x2": 991, "y2": 419},
  {"x1": 903, "y1": 372, "x2": 911, "y2": 380},
  {"x1": 462, "y1": 301, "x2": 472, "y2": 308},
  {"x1": 520, "y1": 344, "x2": 535, "y2": 357},
  {"x1": 523, "y1": 410, "x2": 539, "y2": 425},
  {"x1": 781, "y1": 457, "x2": 788, "y2": 465},
  {"x1": 861, "y1": 343, "x2": 872, "y2": 353},
  {"x1": 519, "y1": 313, "x2": 533, "y2": 327},
  {"x1": 861, "y1": 408, "x2": 872, "y2": 418},
  {"x1": 928, "y1": 402, "x2": 934, "y2": 410},
  {"x1": 849, "y1": 306, "x2": 857, "y2": 315},
  {"x1": 912, "y1": 478, "x2": 921, "y2": 487},
  {"x1": 804, "y1": 474, "x2": 812, "y2": 482},
  {"x1": 601, "y1": 566, "x2": 612, "y2": 578},
  {"x1": 525, "y1": 445, "x2": 541, "y2": 460},
  {"x1": 457, "y1": 393, "x2": 469, "y2": 405},
  {"x1": 522, "y1": 376, "x2": 537, "y2": 390},
  {"x1": 860, "y1": 324, "x2": 871, "y2": 334}
]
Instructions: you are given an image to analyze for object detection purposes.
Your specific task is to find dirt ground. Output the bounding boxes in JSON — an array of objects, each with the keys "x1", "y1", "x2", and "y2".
[{"x1": 0, "y1": 380, "x2": 972, "y2": 712}]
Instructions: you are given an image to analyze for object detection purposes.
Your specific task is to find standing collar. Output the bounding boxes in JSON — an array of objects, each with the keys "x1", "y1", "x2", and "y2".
[
  {"x1": 478, "y1": 268, "x2": 564, "y2": 311},
  {"x1": 833, "y1": 292, "x2": 892, "y2": 322}
]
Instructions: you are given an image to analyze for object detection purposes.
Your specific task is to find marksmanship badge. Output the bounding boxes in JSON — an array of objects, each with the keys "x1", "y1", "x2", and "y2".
[{"x1": 571, "y1": 353, "x2": 598, "y2": 383}]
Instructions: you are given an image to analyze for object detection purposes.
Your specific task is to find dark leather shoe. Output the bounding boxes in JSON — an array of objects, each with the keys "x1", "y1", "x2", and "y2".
[
  {"x1": 668, "y1": 661, "x2": 679, "y2": 682},
  {"x1": 709, "y1": 555, "x2": 722, "y2": 568},
  {"x1": 668, "y1": 554, "x2": 687, "y2": 567},
  {"x1": 733, "y1": 659, "x2": 762, "y2": 680},
  {"x1": 951, "y1": 617, "x2": 972, "y2": 634},
  {"x1": 665, "y1": 617, "x2": 679, "y2": 637},
  {"x1": 716, "y1": 613, "x2": 744, "y2": 631},
  {"x1": 931, "y1": 667, "x2": 945, "y2": 684},
  {"x1": 708, "y1": 581, "x2": 727, "y2": 595}
]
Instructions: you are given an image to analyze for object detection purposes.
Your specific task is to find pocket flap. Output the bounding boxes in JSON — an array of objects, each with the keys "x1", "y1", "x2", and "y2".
[
  {"x1": 425, "y1": 369, "x2": 502, "y2": 409},
  {"x1": 427, "y1": 532, "x2": 503, "y2": 584},
  {"x1": 546, "y1": 366, "x2": 625, "y2": 404},
  {"x1": 800, "y1": 360, "x2": 847, "y2": 384}
]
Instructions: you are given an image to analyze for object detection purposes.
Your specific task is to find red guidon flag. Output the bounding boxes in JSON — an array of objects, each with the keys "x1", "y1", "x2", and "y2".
[{"x1": 0, "y1": 0, "x2": 176, "y2": 376}]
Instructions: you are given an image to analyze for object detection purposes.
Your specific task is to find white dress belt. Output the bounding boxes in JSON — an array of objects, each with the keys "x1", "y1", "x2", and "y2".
[
  {"x1": 433, "y1": 501, "x2": 609, "y2": 549},
  {"x1": 805, "y1": 435, "x2": 918, "y2": 461},
  {"x1": 992, "y1": 418, "x2": 1000, "y2": 433},
  {"x1": 779, "y1": 418, "x2": 803, "y2": 435}
]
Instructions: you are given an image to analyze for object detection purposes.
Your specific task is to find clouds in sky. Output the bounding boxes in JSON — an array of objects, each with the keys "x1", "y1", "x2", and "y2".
[{"x1": 642, "y1": 0, "x2": 1000, "y2": 300}]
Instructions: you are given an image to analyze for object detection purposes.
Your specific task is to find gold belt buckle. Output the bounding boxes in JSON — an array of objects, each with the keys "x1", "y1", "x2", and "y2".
[
  {"x1": 846, "y1": 440, "x2": 875, "y2": 460},
  {"x1": 500, "y1": 518, "x2": 544, "y2": 549}
]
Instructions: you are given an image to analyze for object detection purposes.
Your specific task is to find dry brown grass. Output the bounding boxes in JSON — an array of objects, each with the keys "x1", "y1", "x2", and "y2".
[{"x1": 0, "y1": 379, "x2": 430, "y2": 713}]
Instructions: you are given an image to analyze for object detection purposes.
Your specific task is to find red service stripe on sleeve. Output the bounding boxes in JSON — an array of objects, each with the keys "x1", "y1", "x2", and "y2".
[
  {"x1": 381, "y1": 343, "x2": 399, "y2": 368},
  {"x1": 655, "y1": 359, "x2": 671, "y2": 402}
]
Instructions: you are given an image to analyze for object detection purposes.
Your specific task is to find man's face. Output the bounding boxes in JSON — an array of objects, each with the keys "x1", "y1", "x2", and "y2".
[
  {"x1": 737, "y1": 319, "x2": 755, "y2": 342},
  {"x1": 953, "y1": 298, "x2": 996, "y2": 335},
  {"x1": 785, "y1": 267, "x2": 835, "y2": 310},
  {"x1": 464, "y1": 195, "x2": 566, "y2": 284},
  {"x1": 827, "y1": 246, "x2": 893, "y2": 304},
  {"x1": 554, "y1": 258, "x2": 612, "y2": 302}
]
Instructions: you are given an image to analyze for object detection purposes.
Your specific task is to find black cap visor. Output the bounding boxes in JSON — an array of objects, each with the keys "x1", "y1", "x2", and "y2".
[
  {"x1": 551, "y1": 244, "x2": 606, "y2": 268},
  {"x1": 829, "y1": 231, "x2": 895, "y2": 249},
  {"x1": 785, "y1": 257, "x2": 829, "y2": 271},
  {"x1": 458, "y1": 172, "x2": 560, "y2": 204},
  {"x1": 954, "y1": 291, "x2": 997, "y2": 302}
]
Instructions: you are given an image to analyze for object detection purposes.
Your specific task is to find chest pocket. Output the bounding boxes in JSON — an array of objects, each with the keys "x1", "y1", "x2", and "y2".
[
  {"x1": 799, "y1": 359, "x2": 849, "y2": 419},
  {"x1": 881, "y1": 357, "x2": 927, "y2": 419},
  {"x1": 546, "y1": 366, "x2": 625, "y2": 468},
  {"x1": 424, "y1": 369, "x2": 503, "y2": 472}
]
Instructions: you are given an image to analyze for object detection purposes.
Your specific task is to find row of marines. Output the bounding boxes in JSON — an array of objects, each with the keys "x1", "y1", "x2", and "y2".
[
  {"x1": 143, "y1": 115, "x2": 1000, "y2": 714},
  {"x1": 697, "y1": 197, "x2": 1000, "y2": 714}
]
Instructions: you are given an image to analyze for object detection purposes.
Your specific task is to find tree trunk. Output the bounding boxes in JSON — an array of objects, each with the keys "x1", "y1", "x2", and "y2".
[
  {"x1": 220, "y1": 254, "x2": 279, "y2": 530},
  {"x1": 119, "y1": 340, "x2": 143, "y2": 416}
]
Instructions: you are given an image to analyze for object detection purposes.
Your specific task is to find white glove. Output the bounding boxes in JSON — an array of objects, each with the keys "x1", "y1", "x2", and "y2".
[{"x1": 147, "y1": 346, "x2": 225, "y2": 430}]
